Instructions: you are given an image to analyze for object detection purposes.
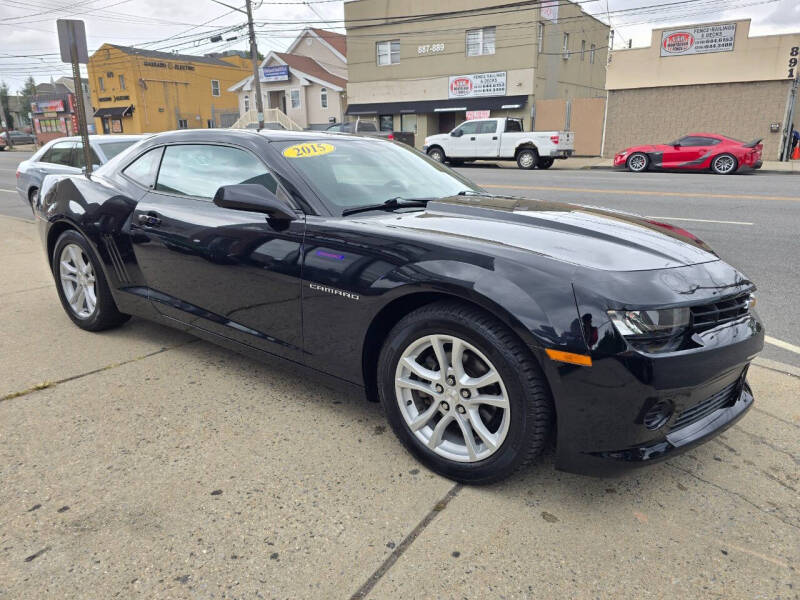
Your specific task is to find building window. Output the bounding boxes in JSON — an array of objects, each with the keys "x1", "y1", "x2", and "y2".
[
  {"x1": 376, "y1": 40, "x2": 400, "y2": 66},
  {"x1": 320, "y1": 87, "x2": 328, "y2": 109},
  {"x1": 562, "y1": 33, "x2": 570, "y2": 59},
  {"x1": 400, "y1": 113, "x2": 417, "y2": 134},
  {"x1": 211, "y1": 79, "x2": 220, "y2": 97},
  {"x1": 379, "y1": 115, "x2": 393, "y2": 131},
  {"x1": 98, "y1": 77, "x2": 104, "y2": 91},
  {"x1": 290, "y1": 89, "x2": 300, "y2": 109},
  {"x1": 119, "y1": 74, "x2": 126, "y2": 90},
  {"x1": 466, "y1": 26, "x2": 496, "y2": 57},
  {"x1": 207, "y1": 119, "x2": 215, "y2": 128},
  {"x1": 581, "y1": 40, "x2": 586, "y2": 60},
  {"x1": 590, "y1": 43, "x2": 596, "y2": 64},
  {"x1": 244, "y1": 95, "x2": 250, "y2": 112},
  {"x1": 178, "y1": 119, "x2": 188, "y2": 129},
  {"x1": 537, "y1": 23, "x2": 544, "y2": 53}
]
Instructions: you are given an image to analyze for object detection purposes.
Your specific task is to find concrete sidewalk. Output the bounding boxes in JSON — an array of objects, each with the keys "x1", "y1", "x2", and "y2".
[{"x1": 1, "y1": 216, "x2": 798, "y2": 599}]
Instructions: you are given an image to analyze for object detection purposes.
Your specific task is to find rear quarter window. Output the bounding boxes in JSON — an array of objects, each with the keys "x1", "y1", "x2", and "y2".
[{"x1": 99, "y1": 140, "x2": 138, "y2": 160}]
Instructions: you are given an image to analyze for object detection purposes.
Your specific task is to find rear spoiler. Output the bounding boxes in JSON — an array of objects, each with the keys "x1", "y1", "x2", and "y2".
[{"x1": 742, "y1": 138, "x2": 762, "y2": 148}]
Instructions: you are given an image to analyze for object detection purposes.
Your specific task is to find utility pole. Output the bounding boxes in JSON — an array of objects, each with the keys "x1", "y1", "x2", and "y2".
[
  {"x1": 245, "y1": 0, "x2": 264, "y2": 131},
  {"x1": 57, "y1": 20, "x2": 92, "y2": 174}
]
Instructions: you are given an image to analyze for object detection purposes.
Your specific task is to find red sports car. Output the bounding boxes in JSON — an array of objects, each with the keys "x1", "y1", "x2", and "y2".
[{"x1": 614, "y1": 133, "x2": 763, "y2": 174}]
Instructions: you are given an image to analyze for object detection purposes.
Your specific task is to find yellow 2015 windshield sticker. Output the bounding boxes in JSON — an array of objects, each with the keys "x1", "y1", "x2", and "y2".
[{"x1": 283, "y1": 142, "x2": 335, "y2": 158}]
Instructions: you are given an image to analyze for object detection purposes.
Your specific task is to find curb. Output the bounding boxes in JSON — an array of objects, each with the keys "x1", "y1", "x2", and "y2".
[{"x1": 586, "y1": 164, "x2": 800, "y2": 175}]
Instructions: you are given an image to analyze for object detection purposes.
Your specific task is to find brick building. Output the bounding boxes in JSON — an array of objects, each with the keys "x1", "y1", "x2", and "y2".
[{"x1": 603, "y1": 20, "x2": 800, "y2": 160}]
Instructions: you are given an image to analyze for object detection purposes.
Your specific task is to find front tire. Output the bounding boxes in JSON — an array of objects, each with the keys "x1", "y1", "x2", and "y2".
[
  {"x1": 426, "y1": 146, "x2": 445, "y2": 163},
  {"x1": 377, "y1": 301, "x2": 553, "y2": 484},
  {"x1": 516, "y1": 148, "x2": 538, "y2": 170},
  {"x1": 711, "y1": 153, "x2": 738, "y2": 175},
  {"x1": 626, "y1": 152, "x2": 649, "y2": 172},
  {"x1": 52, "y1": 230, "x2": 130, "y2": 331}
]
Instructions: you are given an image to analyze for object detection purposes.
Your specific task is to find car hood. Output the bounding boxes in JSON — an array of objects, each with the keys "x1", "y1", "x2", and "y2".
[
  {"x1": 357, "y1": 195, "x2": 718, "y2": 272},
  {"x1": 425, "y1": 133, "x2": 450, "y2": 143}
]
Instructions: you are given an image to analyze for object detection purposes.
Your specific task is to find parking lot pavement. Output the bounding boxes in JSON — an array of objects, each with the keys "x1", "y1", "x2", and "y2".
[{"x1": 1, "y1": 218, "x2": 798, "y2": 599}]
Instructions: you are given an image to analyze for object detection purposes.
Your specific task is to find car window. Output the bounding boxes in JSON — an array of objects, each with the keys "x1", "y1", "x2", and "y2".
[
  {"x1": 71, "y1": 143, "x2": 102, "y2": 169},
  {"x1": 41, "y1": 141, "x2": 74, "y2": 166},
  {"x1": 678, "y1": 136, "x2": 717, "y2": 147},
  {"x1": 504, "y1": 119, "x2": 523, "y2": 132},
  {"x1": 477, "y1": 121, "x2": 498, "y2": 134},
  {"x1": 276, "y1": 138, "x2": 480, "y2": 211},
  {"x1": 155, "y1": 144, "x2": 278, "y2": 199},
  {"x1": 357, "y1": 122, "x2": 378, "y2": 132},
  {"x1": 456, "y1": 121, "x2": 480, "y2": 136},
  {"x1": 123, "y1": 147, "x2": 164, "y2": 188},
  {"x1": 99, "y1": 140, "x2": 138, "y2": 160},
  {"x1": 326, "y1": 124, "x2": 342, "y2": 132}
]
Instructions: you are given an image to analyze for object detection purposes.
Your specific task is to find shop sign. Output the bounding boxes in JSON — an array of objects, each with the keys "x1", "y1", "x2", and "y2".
[
  {"x1": 143, "y1": 60, "x2": 195, "y2": 71},
  {"x1": 448, "y1": 71, "x2": 506, "y2": 99},
  {"x1": 31, "y1": 99, "x2": 65, "y2": 113},
  {"x1": 660, "y1": 23, "x2": 736, "y2": 56},
  {"x1": 262, "y1": 65, "x2": 290, "y2": 82},
  {"x1": 466, "y1": 110, "x2": 490, "y2": 120},
  {"x1": 540, "y1": 0, "x2": 558, "y2": 23}
]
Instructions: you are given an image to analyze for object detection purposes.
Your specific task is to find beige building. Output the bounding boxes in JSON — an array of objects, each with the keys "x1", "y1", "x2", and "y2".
[
  {"x1": 604, "y1": 20, "x2": 800, "y2": 159},
  {"x1": 344, "y1": 0, "x2": 608, "y2": 152},
  {"x1": 229, "y1": 28, "x2": 347, "y2": 130}
]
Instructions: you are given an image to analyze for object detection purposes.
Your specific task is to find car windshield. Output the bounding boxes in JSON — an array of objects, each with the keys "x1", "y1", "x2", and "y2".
[{"x1": 275, "y1": 138, "x2": 481, "y2": 213}]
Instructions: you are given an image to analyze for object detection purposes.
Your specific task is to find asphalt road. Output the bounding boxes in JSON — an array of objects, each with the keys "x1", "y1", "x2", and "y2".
[{"x1": 1, "y1": 149, "x2": 797, "y2": 367}]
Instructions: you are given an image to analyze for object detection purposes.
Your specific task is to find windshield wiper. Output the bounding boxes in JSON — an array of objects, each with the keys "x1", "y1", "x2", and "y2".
[{"x1": 341, "y1": 197, "x2": 431, "y2": 216}]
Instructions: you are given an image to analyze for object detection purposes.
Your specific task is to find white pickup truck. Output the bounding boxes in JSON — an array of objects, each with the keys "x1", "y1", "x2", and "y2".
[{"x1": 422, "y1": 117, "x2": 574, "y2": 170}]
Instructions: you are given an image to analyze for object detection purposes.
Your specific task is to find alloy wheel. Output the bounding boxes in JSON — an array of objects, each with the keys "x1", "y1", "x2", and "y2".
[
  {"x1": 628, "y1": 154, "x2": 647, "y2": 172},
  {"x1": 428, "y1": 149, "x2": 443, "y2": 162},
  {"x1": 59, "y1": 243, "x2": 97, "y2": 319},
  {"x1": 518, "y1": 152, "x2": 535, "y2": 169},
  {"x1": 713, "y1": 155, "x2": 735, "y2": 174},
  {"x1": 394, "y1": 334, "x2": 511, "y2": 462}
]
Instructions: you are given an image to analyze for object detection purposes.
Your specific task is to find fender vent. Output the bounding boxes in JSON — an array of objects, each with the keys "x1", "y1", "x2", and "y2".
[{"x1": 102, "y1": 234, "x2": 129, "y2": 284}]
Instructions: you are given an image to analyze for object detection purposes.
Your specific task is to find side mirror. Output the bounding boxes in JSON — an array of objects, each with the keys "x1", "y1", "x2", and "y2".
[
  {"x1": 451, "y1": 129, "x2": 463, "y2": 137},
  {"x1": 213, "y1": 184, "x2": 296, "y2": 221}
]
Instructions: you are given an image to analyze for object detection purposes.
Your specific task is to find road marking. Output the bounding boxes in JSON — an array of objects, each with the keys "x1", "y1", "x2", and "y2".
[
  {"x1": 0, "y1": 188, "x2": 18, "y2": 194},
  {"x1": 765, "y1": 336, "x2": 800, "y2": 355},
  {"x1": 481, "y1": 183, "x2": 800, "y2": 203},
  {"x1": 645, "y1": 216, "x2": 753, "y2": 226}
]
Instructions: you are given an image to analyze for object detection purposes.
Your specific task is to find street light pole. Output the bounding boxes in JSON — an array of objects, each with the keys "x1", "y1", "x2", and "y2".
[{"x1": 245, "y1": 0, "x2": 265, "y2": 131}]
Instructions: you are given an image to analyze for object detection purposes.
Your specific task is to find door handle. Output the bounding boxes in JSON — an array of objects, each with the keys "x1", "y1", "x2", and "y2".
[
  {"x1": 138, "y1": 212, "x2": 161, "y2": 227},
  {"x1": 470, "y1": 136, "x2": 476, "y2": 141},
  {"x1": 492, "y1": 136, "x2": 498, "y2": 140}
]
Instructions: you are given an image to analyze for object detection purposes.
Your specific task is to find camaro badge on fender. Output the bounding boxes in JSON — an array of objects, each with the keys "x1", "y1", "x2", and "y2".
[{"x1": 309, "y1": 282, "x2": 359, "y2": 300}]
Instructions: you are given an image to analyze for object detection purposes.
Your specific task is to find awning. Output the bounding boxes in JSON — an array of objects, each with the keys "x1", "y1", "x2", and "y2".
[
  {"x1": 93, "y1": 105, "x2": 134, "y2": 118},
  {"x1": 346, "y1": 95, "x2": 528, "y2": 116}
]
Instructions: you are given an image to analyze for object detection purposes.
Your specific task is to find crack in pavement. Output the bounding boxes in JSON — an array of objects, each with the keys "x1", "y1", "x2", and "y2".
[
  {"x1": 667, "y1": 463, "x2": 799, "y2": 532},
  {"x1": 350, "y1": 484, "x2": 463, "y2": 600},
  {"x1": 0, "y1": 340, "x2": 198, "y2": 404},
  {"x1": 0, "y1": 285, "x2": 53, "y2": 298},
  {"x1": 734, "y1": 427, "x2": 800, "y2": 465},
  {"x1": 752, "y1": 407, "x2": 800, "y2": 430}
]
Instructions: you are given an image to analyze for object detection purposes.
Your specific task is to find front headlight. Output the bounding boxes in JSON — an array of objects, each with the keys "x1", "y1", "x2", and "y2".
[{"x1": 608, "y1": 307, "x2": 690, "y2": 342}]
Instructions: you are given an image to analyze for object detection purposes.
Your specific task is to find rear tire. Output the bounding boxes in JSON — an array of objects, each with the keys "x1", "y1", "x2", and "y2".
[
  {"x1": 537, "y1": 157, "x2": 554, "y2": 169},
  {"x1": 427, "y1": 147, "x2": 445, "y2": 163},
  {"x1": 516, "y1": 148, "x2": 538, "y2": 170},
  {"x1": 28, "y1": 187, "x2": 38, "y2": 207},
  {"x1": 626, "y1": 152, "x2": 649, "y2": 173},
  {"x1": 711, "y1": 153, "x2": 738, "y2": 175},
  {"x1": 52, "y1": 230, "x2": 130, "y2": 331},
  {"x1": 377, "y1": 301, "x2": 553, "y2": 484}
]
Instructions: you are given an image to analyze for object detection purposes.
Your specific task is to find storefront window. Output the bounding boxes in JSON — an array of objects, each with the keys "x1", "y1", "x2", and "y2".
[
  {"x1": 400, "y1": 113, "x2": 417, "y2": 134},
  {"x1": 379, "y1": 115, "x2": 393, "y2": 131}
]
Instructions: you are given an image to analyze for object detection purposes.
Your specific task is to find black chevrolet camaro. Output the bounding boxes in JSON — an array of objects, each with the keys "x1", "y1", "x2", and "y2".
[{"x1": 34, "y1": 129, "x2": 764, "y2": 483}]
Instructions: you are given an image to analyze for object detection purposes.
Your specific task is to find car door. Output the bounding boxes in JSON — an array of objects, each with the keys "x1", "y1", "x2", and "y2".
[
  {"x1": 129, "y1": 143, "x2": 305, "y2": 362},
  {"x1": 474, "y1": 120, "x2": 500, "y2": 157},
  {"x1": 447, "y1": 121, "x2": 481, "y2": 158},
  {"x1": 663, "y1": 136, "x2": 708, "y2": 168},
  {"x1": 29, "y1": 140, "x2": 81, "y2": 189}
]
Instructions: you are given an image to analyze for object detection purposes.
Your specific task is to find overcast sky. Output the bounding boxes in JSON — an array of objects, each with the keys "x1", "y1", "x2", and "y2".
[{"x1": 1, "y1": 0, "x2": 798, "y2": 92}]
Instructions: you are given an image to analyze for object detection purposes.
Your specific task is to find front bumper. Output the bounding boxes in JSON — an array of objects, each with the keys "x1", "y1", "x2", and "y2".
[
  {"x1": 613, "y1": 153, "x2": 628, "y2": 167},
  {"x1": 546, "y1": 313, "x2": 764, "y2": 477}
]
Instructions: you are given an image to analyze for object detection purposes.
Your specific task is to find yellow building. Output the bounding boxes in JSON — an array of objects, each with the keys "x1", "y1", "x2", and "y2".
[{"x1": 87, "y1": 44, "x2": 251, "y2": 134}]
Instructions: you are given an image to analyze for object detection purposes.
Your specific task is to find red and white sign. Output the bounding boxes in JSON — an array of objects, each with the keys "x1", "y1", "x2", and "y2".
[
  {"x1": 540, "y1": 0, "x2": 558, "y2": 23},
  {"x1": 466, "y1": 110, "x2": 490, "y2": 120},
  {"x1": 448, "y1": 71, "x2": 506, "y2": 99},
  {"x1": 31, "y1": 99, "x2": 65, "y2": 113},
  {"x1": 660, "y1": 23, "x2": 736, "y2": 56}
]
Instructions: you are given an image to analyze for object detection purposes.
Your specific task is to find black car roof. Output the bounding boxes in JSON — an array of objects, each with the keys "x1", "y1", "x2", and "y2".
[{"x1": 141, "y1": 129, "x2": 374, "y2": 144}]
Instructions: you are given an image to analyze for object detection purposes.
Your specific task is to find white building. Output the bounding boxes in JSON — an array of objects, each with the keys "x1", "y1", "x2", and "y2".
[{"x1": 229, "y1": 28, "x2": 347, "y2": 130}]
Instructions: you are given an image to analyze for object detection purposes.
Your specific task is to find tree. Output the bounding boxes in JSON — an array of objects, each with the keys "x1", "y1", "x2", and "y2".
[
  {"x1": 0, "y1": 81, "x2": 14, "y2": 130},
  {"x1": 19, "y1": 76, "x2": 36, "y2": 127}
]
